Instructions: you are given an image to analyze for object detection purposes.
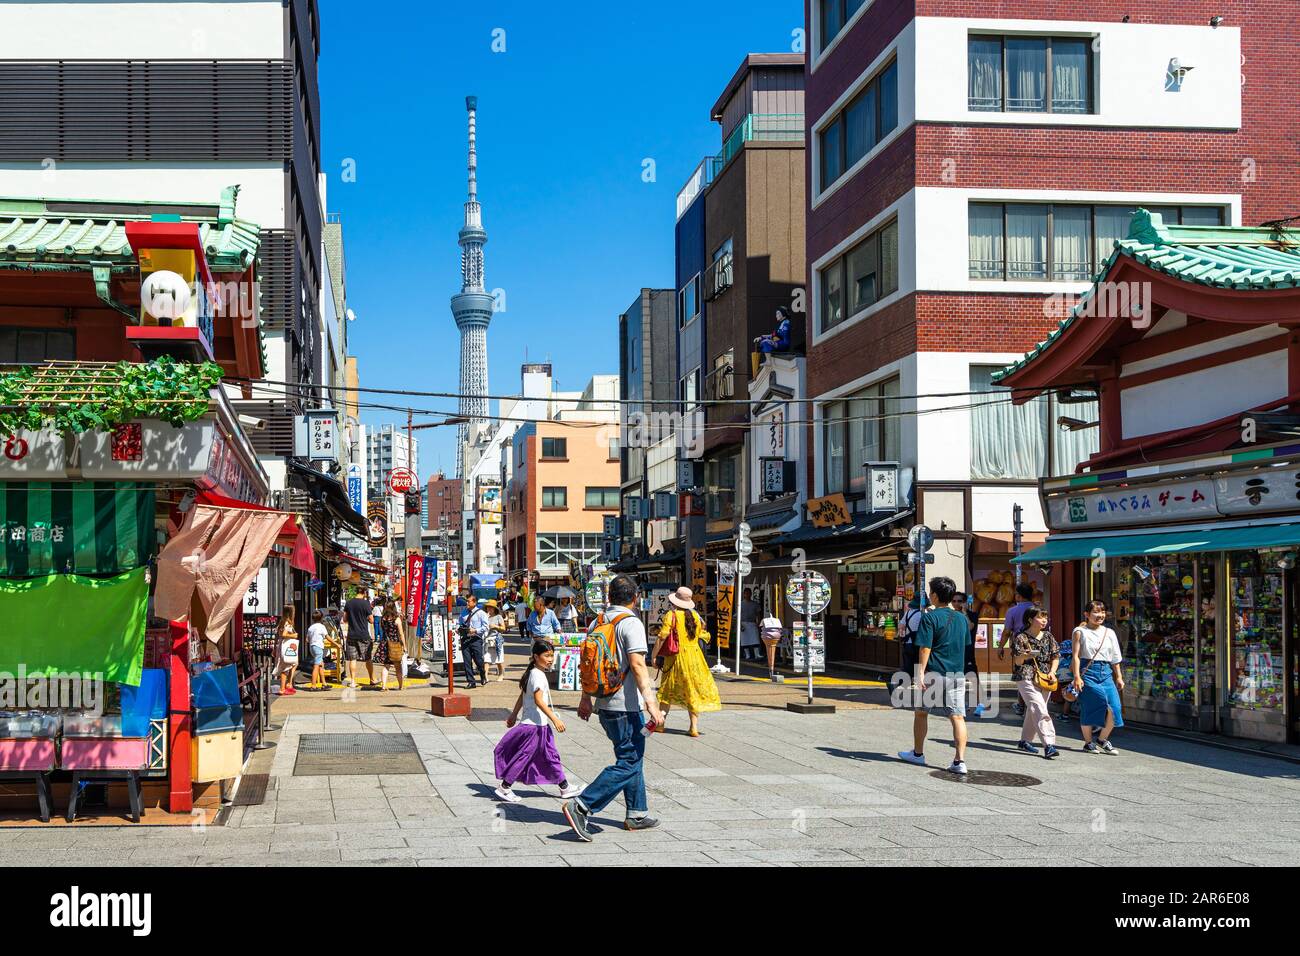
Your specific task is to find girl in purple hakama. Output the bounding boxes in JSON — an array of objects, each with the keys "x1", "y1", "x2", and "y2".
[{"x1": 494, "y1": 639, "x2": 582, "y2": 803}]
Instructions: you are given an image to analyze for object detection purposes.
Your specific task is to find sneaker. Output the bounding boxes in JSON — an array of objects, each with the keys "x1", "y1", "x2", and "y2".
[
  {"x1": 1012, "y1": 701, "x2": 1026, "y2": 716},
  {"x1": 623, "y1": 815, "x2": 660, "y2": 832},
  {"x1": 562, "y1": 800, "x2": 592, "y2": 842},
  {"x1": 283, "y1": 687, "x2": 297, "y2": 696},
  {"x1": 897, "y1": 749, "x2": 926, "y2": 766},
  {"x1": 770, "y1": 673, "x2": 784, "y2": 683},
  {"x1": 493, "y1": 786, "x2": 522, "y2": 804},
  {"x1": 1017, "y1": 740, "x2": 1039, "y2": 755},
  {"x1": 1083, "y1": 741, "x2": 1099, "y2": 754},
  {"x1": 947, "y1": 760, "x2": 969, "y2": 776},
  {"x1": 1099, "y1": 740, "x2": 1118, "y2": 755},
  {"x1": 1043, "y1": 745, "x2": 1060, "y2": 759},
  {"x1": 558, "y1": 783, "x2": 583, "y2": 800}
]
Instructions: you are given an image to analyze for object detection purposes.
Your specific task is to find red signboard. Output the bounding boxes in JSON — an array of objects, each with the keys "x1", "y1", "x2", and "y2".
[
  {"x1": 388, "y1": 468, "x2": 417, "y2": 495},
  {"x1": 406, "y1": 552, "x2": 426, "y2": 628}
]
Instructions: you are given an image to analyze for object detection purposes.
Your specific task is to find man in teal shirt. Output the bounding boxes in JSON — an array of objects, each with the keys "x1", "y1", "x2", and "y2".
[{"x1": 898, "y1": 575, "x2": 970, "y2": 776}]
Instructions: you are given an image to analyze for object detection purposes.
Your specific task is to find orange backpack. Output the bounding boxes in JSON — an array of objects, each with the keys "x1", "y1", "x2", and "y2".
[{"x1": 579, "y1": 611, "x2": 632, "y2": 698}]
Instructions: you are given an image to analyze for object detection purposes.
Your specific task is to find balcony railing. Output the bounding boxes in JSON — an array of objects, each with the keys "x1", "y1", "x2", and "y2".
[
  {"x1": 703, "y1": 250, "x2": 733, "y2": 300},
  {"x1": 675, "y1": 114, "x2": 804, "y2": 221}
]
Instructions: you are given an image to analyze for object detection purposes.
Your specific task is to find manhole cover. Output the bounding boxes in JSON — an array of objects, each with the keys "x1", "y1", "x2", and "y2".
[
  {"x1": 298, "y1": 733, "x2": 416, "y2": 754},
  {"x1": 928, "y1": 770, "x2": 1041, "y2": 787},
  {"x1": 294, "y1": 733, "x2": 425, "y2": 776},
  {"x1": 466, "y1": 708, "x2": 513, "y2": 723}
]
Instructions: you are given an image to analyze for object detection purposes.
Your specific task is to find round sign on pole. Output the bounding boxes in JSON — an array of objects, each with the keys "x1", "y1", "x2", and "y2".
[
  {"x1": 738, "y1": 521, "x2": 751, "y2": 537},
  {"x1": 785, "y1": 570, "x2": 831, "y2": 616},
  {"x1": 388, "y1": 468, "x2": 417, "y2": 495},
  {"x1": 907, "y1": 524, "x2": 934, "y2": 553},
  {"x1": 737, "y1": 557, "x2": 753, "y2": 576},
  {"x1": 736, "y1": 538, "x2": 754, "y2": 555}
]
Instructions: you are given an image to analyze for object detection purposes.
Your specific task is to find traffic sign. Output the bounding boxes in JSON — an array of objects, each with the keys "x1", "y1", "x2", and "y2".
[
  {"x1": 738, "y1": 521, "x2": 751, "y2": 537},
  {"x1": 909, "y1": 552, "x2": 935, "y2": 564},
  {"x1": 737, "y1": 557, "x2": 752, "y2": 576},
  {"x1": 907, "y1": 524, "x2": 934, "y2": 553},
  {"x1": 736, "y1": 537, "x2": 754, "y2": 555},
  {"x1": 388, "y1": 467, "x2": 417, "y2": 495},
  {"x1": 785, "y1": 570, "x2": 831, "y2": 616}
]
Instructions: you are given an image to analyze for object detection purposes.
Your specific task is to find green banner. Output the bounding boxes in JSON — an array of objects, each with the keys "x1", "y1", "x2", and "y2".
[
  {"x1": 0, "y1": 482, "x2": 155, "y2": 577},
  {"x1": 0, "y1": 569, "x2": 148, "y2": 685}
]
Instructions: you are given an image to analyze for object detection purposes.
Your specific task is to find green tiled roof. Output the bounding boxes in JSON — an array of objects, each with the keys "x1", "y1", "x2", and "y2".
[
  {"x1": 993, "y1": 209, "x2": 1300, "y2": 383},
  {"x1": 0, "y1": 191, "x2": 260, "y2": 273}
]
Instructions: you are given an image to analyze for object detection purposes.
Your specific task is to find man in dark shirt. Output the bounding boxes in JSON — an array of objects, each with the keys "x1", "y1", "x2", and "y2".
[
  {"x1": 898, "y1": 576, "x2": 970, "y2": 776},
  {"x1": 343, "y1": 592, "x2": 377, "y2": 688}
]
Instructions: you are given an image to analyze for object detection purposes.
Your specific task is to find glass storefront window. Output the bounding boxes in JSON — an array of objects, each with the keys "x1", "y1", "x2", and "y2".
[
  {"x1": 1111, "y1": 555, "x2": 1199, "y2": 704},
  {"x1": 1228, "y1": 551, "x2": 1286, "y2": 711}
]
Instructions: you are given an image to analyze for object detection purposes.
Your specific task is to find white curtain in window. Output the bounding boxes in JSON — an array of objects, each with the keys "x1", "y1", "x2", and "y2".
[
  {"x1": 848, "y1": 396, "x2": 871, "y2": 494},
  {"x1": 969, "y1": 204, "x2": 1004, "y2": 278},
  {"x1": 880, "y1": 220, "x2": 900, "y2": 295},
  {"x1": 1051, "y1": 395, "x2": 1100, "y2": 475},
  {"x1": 968, "y1": 38, "x2": 1002, "y2": 110},
  {"x1": 881, "y1": 378, "x2": 901, "y2": 460},
  {"x1": 1052, "y1": 205, "x2": 1092, "y2": 280},
  {"x1": 824, "y1": 402, "x2": 846, "y2": 493},
  {"x1": 970, "y1": 366, "x2": 1047, "y2": 479},
  {"x1": 1006, "y1": 204, "x2": 1048, "y2": 279},
  {"x1": 1180, "y1": 206, "x2": 1225, "y2": 227},
  {"x1": 1093, "y1": 206, "x2": 1136, "y2": 270},
  {"x1": 1051, "y1": 40, "x2": 1089, "y2": 113},
  {"x1": 1006, "y1": 38, "x2": 1046, "y2": 111}
]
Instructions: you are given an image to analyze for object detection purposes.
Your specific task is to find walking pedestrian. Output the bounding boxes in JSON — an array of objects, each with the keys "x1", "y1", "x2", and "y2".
[
  {"x1": 652, "y1": 586, "x2": 721, "y2": 737},
  {"x1": 459, "y1": 593, "x2": 490, "y2": 689},
  {"x1": 306, "y1": 609, "x2": 328, "y2": 691},
  {"x1": 484, "y1": 598, "x2": 508, "y2": 681},
  {"x1": 515, "y1": 592, "x2": 530, "y2": 641},
  {"x1": 898, "y1": 576, "x2": 970, "y2": 775},
  {"x1": 494, "y1": 639, "x2": 583, "y2": 803},
  {"x1": 526, "y1": 595, "x2": 560, "y2": 638},
  {"x1": 374, "y1": 599, "x2": 408, "y2": 691},
  {"x1": 342, "y1": 590, "x2": 377, "y2": 688},
  {"x1": 1011, "y1": 606, "x2": 1060, "y2": 758},
  {"x1": 274, "y1": 604, "x2": 299, "y2": 696},
  {"x1": 1071, "y1": 601, "x2": 1125, "y2": 754},
  {"x1": 556, "y1": 595, "x2": 579, "y2": 633},
  {"x1": 562, "y1": 574, "x2": 664, "y2": 842}
]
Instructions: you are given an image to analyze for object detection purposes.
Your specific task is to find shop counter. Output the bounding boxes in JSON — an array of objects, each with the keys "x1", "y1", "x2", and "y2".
[{"x1": 0, "y1": 713, "x2": 59, "y2": 822}]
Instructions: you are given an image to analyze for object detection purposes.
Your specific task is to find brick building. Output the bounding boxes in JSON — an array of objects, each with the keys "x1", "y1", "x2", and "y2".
[{"x1": 800, "y1": 2, "x2": 1297, "y2": 668}]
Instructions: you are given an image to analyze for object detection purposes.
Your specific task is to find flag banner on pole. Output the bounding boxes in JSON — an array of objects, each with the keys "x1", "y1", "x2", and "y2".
[
  {"x1": 416, "y1": 555, "x2": 438, "y2": 638},
  {"x1": 406, "y1": 552, "x2": 425, "y2": 627},
  {"x1": 0, "y1": 481, "x2": 155, "y2": 577},
  {"x1": 716, "y1": 561, "x2": 735, "y2": 650}
]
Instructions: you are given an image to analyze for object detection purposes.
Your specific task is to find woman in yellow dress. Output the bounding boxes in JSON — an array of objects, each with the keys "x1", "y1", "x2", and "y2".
[{"x1": 653, "y1": 587, "x2": 722, "y2": 737}]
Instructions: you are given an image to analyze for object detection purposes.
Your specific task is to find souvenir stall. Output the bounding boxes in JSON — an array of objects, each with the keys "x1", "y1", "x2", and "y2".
[
  {"x1": 834, "y1": 558, "x2": 904, "y2": 670},
  {"x1": 969, "y1": 565, "x2": 1047, "y2": 675}
]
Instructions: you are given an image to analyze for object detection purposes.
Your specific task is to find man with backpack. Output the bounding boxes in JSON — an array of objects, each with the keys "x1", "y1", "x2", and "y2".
[{"x1": 562, "y1": 574, "x2": 665, "y2": 842}]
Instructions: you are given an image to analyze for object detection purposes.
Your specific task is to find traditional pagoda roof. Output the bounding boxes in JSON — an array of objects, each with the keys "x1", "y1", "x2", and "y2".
[
  {"x1": 0, "y1": 188, "x2": 260, "y2": 274},
  {"x1": 994, "y1": 210, "x2": 1300, "y2": 384}
]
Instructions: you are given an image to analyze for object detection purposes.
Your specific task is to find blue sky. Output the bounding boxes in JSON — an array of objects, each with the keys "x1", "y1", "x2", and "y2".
[{"x1": 319, "y1": 0, "x2": 802, "y2": 480}]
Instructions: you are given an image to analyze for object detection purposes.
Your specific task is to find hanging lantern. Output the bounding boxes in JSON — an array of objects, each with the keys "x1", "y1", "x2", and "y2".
[
  {"x1": 350, "y1": 571, "x2": 362, "y2": 584},
  {"x1": 334, "y1": 562, "x2": 352, "y2": 580}
]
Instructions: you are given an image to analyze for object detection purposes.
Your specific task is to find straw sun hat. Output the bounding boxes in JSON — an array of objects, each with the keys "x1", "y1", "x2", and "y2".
[{"x1": 668, "y1": 586, "x2": 696, "y2": 610}]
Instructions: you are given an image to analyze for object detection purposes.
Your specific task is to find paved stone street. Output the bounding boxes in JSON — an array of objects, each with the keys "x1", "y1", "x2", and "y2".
[{"x1": 2, "y1": 656, "x2": 1299, "y2": 867}]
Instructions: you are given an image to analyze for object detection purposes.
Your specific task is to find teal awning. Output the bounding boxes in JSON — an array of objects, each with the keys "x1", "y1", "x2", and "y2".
[{"x1": 1014, "y1": 523, "x2": 1300, "y2": 563}]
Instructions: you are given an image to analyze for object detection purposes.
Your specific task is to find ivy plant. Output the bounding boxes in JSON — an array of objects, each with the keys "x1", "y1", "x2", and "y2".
[{"x1": 0, "y1": 357, "x2": 224, "y2": 435}]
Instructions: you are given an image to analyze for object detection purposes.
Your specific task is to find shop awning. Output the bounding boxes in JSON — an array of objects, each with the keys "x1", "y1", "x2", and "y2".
[
  {"x1": 287, "y1": 460, "x2": 367, "y2": 537},
  {"x1": 751, "y1": 540, "x2": 903, "y2": 571},
  {"x1": 1014, "y1": 522, "x2": 1300, "y2": 563},
  {"x1": 0, "y1": 481, "x2": 156, "y2": 577}
]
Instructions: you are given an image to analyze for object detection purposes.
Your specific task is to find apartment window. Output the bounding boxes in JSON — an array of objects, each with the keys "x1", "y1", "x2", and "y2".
[
  {"x1": 541, "y1": 437, "x2": 567, "y2": 459},
  {"x1": 536, "y1": 532, "x2": 602, "y2": 569},
  {"x1": 705, "y1": 238, "x2": 734, "y2": 300},
  {"x1": 678, "y1": 274, "x2": 700, "y2": 327},
  {"x1": 817, "y1": 0, "x2": 866, "y2": 52},
  {"x1": 585, "y1": 487, "x2": 620, "y2": 508},
  {"x1": 679, "y1": 367, "x2": 700, "y2": 408},
  {"x1": 970, "y1": 203, "x2": 1227, "y2": 281},
  {"x1": 821, "y1": 377, "x2": 901, "y2": 495},
  {"x1": 970, "y1": 366, "x2": 1098, "y2": 479},
  {"x1": 608, "y1": 436, "x2": 620, "y2": 460},
  {"x1": 818, "y1": 219, "x2": 899, "y2": 333},
  {"x1": 542, "y1": 486, "x2": 568, "y2": 508},
  {"x1": 968, "y1": 35, "x2": 1094, "y2": 114},
  {"x1": 0, "y1": 328, "x2": 76, "y2": 364},
  {"x1": 818, "y1": 58, "x2": 898, "y2": 192}
]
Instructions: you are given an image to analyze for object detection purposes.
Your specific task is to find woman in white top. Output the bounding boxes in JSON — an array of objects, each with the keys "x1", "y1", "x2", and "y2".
[
  {"x1": 1070, "y1": 600, "x2": 1125, "y2": 754},
  {"x1": 556, "y1": 596, "x2": 580, "y2": 632},
  {"x1": 483, "y1": 598, "x2": 507, "y2": 682}
]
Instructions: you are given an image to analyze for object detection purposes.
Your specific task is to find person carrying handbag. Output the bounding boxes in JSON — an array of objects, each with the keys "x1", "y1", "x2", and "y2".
[
  {"x1": 651, "y1": 587, "x2": 722, "y2": 737},
  {"x1": 1010, "y1": 606, "x2": 1060, "y2": 759},
  {"x1": 375, "y1": 600, "x2": 409, "y2": 691}
]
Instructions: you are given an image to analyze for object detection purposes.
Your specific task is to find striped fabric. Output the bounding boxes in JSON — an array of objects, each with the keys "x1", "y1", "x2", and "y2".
[{"x1": 0, "y1": 482, "x2": 156, "y2": 577}]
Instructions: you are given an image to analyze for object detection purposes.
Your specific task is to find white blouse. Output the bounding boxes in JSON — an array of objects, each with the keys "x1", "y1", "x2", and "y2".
[{"x1": 1073, "y1": 624, "x2": 1123, "y2": 664}]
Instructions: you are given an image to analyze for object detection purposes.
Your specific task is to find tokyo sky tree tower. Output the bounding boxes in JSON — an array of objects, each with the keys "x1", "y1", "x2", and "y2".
[{"x1": 451, "y1": 95, "x2": 493, "y2": 477}]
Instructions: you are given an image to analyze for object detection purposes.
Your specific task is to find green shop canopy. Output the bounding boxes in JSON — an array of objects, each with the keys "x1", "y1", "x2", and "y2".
[
  {"x1": 0, "y1": 482, "x2": 155, "y2": 577},
  {"x1": 0, "y1": 568, "x2": 148, "y2": 685},
  {"x1": 1014, "y1": 523, "x2": 1300, "y2": 564}
]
